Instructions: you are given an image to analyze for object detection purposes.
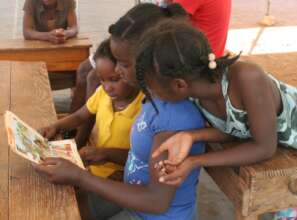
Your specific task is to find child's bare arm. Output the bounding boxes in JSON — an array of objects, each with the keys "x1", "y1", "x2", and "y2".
[
  {"x1": 158, "y1": 66, "x2": 279, "y2": 186},
  {"x1": 79, "y1": 146, "x2": 128, "y2": 166},
  {"x1": 64, "y1": 9, "x2": 78, "y2": 39},
  {"x1": 100, "y1": 148, "x2": 129, "y2": 166},
  {"x1": 55, "y1": 105, "x2": 94, "y2": 131},
  {"x1": 34, "y1": 132, "x2": 178, "y2": 214},
  {"x1": 191, "y1": 126, "x2": 233, "y2": 142},
  {"x1": 152, "y1": 127, "x2": 233, "y2": 165},
  {"x1": 40, "y1": 105, "x2": 94, "y2": 139},
  {"x1": 23, "y1": 12, "x2": 65, "y2": 44},
  {"x1": 23, "y1": 12, "x2": 50, "y2": 41}
]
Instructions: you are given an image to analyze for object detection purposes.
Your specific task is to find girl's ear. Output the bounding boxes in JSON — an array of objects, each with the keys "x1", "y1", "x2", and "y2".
[{"x1": 172, "y1": 78, "x2": 189, "y2": 92}]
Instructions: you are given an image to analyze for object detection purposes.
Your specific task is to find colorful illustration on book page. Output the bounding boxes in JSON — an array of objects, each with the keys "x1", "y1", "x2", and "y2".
[
  {"x1": 49, "y1": 140, "x2": 85, "y2": 169},
  {"x1": 5, "y1": 113, "x2": 49, "y2": 163}
]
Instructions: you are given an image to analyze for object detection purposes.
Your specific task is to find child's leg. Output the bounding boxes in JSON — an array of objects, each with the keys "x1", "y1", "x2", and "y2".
[{"x1": 88, "y1": 192, "x2": 123, "y2": 220}]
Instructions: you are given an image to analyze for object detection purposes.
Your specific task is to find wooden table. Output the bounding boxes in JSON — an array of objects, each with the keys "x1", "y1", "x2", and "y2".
[
  {"x1": 0, "y1": 61, "x2": 81, "y2": 220},
  {"x1": 206, "y1": 52, "x2": 297, "y2": 220},
  {"x1": 0, "y1": 38, "x2": 92, "y2": 72}
]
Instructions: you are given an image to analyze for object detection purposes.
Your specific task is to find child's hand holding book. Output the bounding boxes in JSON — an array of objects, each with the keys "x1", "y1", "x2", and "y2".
[
  {"x1": 32, "y1": 157, "x2": 86, "y2": 185},
  {"x1": 39, "y1": 124, "x2": 60, "y2": 140},
  {"x1": 79, "y1": 146, "x2": 108, "y2": 166}
]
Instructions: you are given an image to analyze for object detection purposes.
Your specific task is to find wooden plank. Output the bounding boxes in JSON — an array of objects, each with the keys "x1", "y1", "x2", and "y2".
[
  {"x1": 47, "y1": 61, "x2": 83, "y2": 72},
  {"x1": 0, "y1": 120, "x2": 9, "y2": 220},
  {"x1": 206, "y1": 143, "x2": 251, "y2": 215},
  {"x1": 8, "y1": 61, "x2": 81, "y2": 220},
  {"x1": 0, "y1": 61, "x2": 11, "y2": 220},
  {"x1": 0, "y1": 38, "x2": 91, "y2": 51},
  {"x1": 246, "y1": 173, "x2": 297, "y2": 215},
  {"x1": 208, "y1": 141, "x2": 297, "y2": 216},
  {"x1": 238, "y1": 148, "x2": 297, "y2": 215},
  {"x1": 0, "y1": 61, "x2": 11, "y2": 114},
  {"x1": 0, "y1": 48, "x2": 89, "y2": 72},
  {"x1": 0, "y1": 48, "x2": 89, "y2": 63}
]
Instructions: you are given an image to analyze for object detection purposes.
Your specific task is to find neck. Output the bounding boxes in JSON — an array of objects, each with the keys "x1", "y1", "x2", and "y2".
[
  {"x1": 188, "y1": 80, "x2": 223, "y2": 101},
  {"x1": 113, "y1": 90, "x2": 139, "y2": 111}
]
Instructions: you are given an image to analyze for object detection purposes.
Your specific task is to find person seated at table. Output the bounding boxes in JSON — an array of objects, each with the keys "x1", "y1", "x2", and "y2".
[
  {"x1": 40, "y1": 38, "x2": 143, "y2": 182},
  {"x1": 23, "y1": 0, "x2": 78, "y2": 44}
]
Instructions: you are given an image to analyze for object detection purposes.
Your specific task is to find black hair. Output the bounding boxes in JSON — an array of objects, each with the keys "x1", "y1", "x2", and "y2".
[
  {"x1": 108, "y1": 3, "x2": 187, "y2": 112},
  {"x1": 94, "y1": 38, "x2": 116, "y2": 64},
  {"x1": 108, "y1": 3, "x2": 187, "y2": 42},
  {"x1": 135, "y1": 19, "x2": 240, "y2": 107}
]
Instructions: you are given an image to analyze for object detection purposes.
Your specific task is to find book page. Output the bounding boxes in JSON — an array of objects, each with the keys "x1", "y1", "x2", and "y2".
[{"x1": 4, "y1": 111, "x2": 85, "y2": 169}]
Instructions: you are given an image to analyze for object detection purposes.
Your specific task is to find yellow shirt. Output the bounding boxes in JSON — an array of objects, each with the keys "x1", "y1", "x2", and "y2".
[{"x1": 86, "y1": 86, "x2": 144, "y2": 178}]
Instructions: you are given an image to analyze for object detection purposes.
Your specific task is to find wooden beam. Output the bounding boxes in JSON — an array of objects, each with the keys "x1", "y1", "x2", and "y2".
[
  {"x1": 0, "y1": 120, "x2": 9, "y2": 220},
  {"x1": 0, "y1": 38, "x2": 91, "y2": 51},
  {"x1": 0, "y1": 61, "x2": 11, "y2": 114},
  {"x1": 0, "y1": 61, "x2": 11, "y2": 220},
  {"x1": 8, "y1": 61, "x2": 81, "y2": 220}
]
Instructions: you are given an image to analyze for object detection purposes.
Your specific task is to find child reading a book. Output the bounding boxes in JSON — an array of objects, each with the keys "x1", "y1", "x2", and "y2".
[{"x1": 40, "y1": 38, "x2": 143, "y2": 182}]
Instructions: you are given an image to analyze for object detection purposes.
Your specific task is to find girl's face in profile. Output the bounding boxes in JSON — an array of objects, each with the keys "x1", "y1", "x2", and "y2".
[
  {"x1": 110, "y1": 38, "x2": 138, "y2": 87},
  {"x1": 95, "y1": 57, "x2": 137, "y2": 102}
]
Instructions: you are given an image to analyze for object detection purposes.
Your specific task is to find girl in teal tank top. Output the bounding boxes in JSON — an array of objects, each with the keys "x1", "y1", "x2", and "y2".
[
  {"x1": 194, "y1": 72, "x2": 297, "y2": 149},
  {"x1": 134, "y1": 20, "x2": 297, "y2": 219}
]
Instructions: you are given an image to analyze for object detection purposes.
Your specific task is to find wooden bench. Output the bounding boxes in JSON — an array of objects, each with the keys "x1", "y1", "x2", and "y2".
[
  {"x1": 0, "y1": 61, "x2": 81, "y2": 220},
  {"x1": 205, "y1": 52, "x2": 297, "y2": 220}
]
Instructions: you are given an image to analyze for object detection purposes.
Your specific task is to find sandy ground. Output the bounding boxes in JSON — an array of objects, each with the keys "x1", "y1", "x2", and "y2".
[{"x1": 1, "y1": 1, "x2": 297, "y2": 219}]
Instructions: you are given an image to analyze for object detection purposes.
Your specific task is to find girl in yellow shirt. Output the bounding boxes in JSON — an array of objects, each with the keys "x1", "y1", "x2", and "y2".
[{"x1": 40, "y1": 38, "x2": 143, "y2": 181}]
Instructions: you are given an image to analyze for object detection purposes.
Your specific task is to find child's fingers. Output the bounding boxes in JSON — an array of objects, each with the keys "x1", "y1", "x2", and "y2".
[
  {"x1": 165, "y1": 154, "x2": 187, "y2": 166},
  {"x1": 41, "y1": 157, "x2": 59, "y2": 166},
  {"x1": 79, "y1": 147, "x2": 92, "y2": 157},
  {"x1": 154, "y1": 160, "x2": 165, "y2": 169},
  {"x1": 152, "y1": 144, "x2": 169, "y2": 158},
  {"x1": 163, "y1": 159, "x2": 180, "y2": 166},
  {"x1": 159, "y1": 170, "x2": 182, "y2": 183},
  {"x1": 164, "y1": 164, "x2": 177, "y2": 173},
  {"x1": 32, "y1": 163, "x2": 52, "y2": 176},
  {"x1": 79, "y1": 148, "x2": 87, "y2": 156},
  {"x1": 161, "y1": 178, "x2": 182, "y2": 187},
  {"x1": 158, "y1": 170, "x2": 167, "y2": 177},
  {"x1": 38, "y1": 128, "x2": 46, "y2": 137}
]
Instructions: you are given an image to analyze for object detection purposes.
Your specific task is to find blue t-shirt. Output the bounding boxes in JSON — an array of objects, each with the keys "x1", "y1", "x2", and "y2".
[{"x1": 124, "y1": 98, "x2": 205, "y2": 220}]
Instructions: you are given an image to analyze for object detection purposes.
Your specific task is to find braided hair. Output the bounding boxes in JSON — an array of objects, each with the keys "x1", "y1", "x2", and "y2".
[
  {"x1": 94, "y1": 38, "x2": 116, "y2": 64},
  {"x1": 135, "y1": 19, "x2": 240, "y2": 108},
  {"x1": 108, "y1": 3, "x2": 187, "y2": 112},
  {"x1": 108, "y1": 3, "x2": 187, "y2": 42}
]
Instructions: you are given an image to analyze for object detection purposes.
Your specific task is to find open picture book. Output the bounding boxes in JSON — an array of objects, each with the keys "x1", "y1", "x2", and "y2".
[{"x1": 4, "y1": 111, "x2": 85, "y2": 169}]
